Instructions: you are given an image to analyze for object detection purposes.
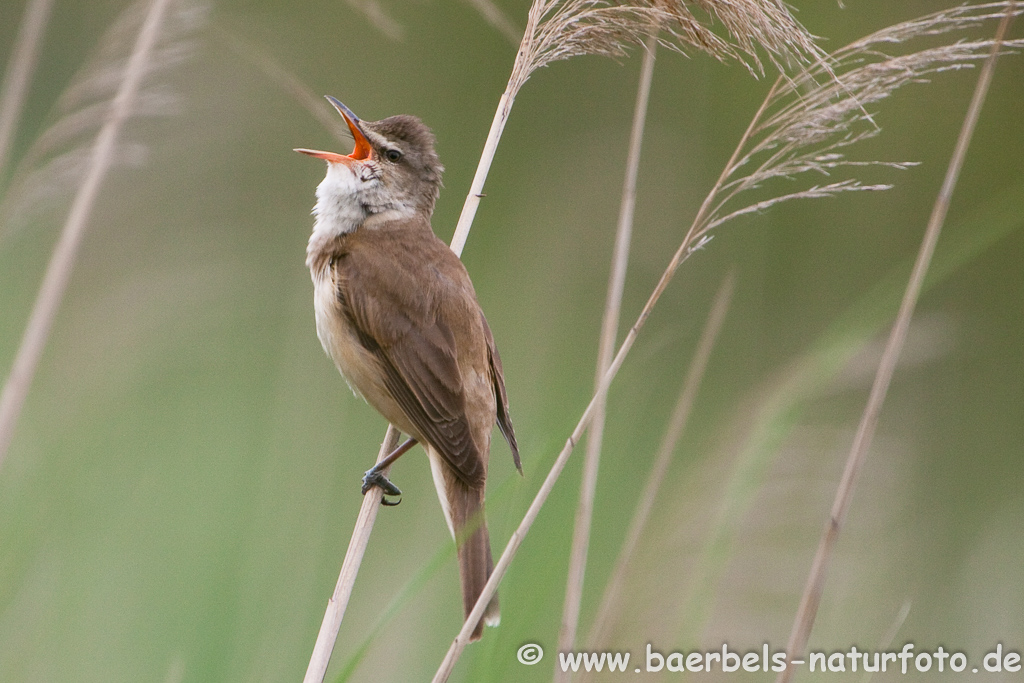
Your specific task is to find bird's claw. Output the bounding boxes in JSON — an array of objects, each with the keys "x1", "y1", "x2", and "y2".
[{"x1": 362, "y1": 469, "x2": 402, "y2": 506}]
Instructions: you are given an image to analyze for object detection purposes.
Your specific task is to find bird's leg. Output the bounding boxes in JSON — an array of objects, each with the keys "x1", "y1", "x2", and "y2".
[{"x1": 362, "y1": 438, "x2": 418, "y2": 504}]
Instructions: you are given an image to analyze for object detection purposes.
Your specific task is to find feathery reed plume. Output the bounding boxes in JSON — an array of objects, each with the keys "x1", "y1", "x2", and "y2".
[
  {"x1": 0, "y1": 0, "x2": 53, "y2": 184},
  {"x1": 585, "y1": 271, "x2": 734, "y2": 653},
  {"x1": 555, "y1": 36, "x2": 657, "y2": 680},
  {"x1": 0, "y1": 0, "x2": 204, "y2": 469},
  {"x1": 691, "y1": 2, "x2": 1024, "y2": 242},
  {"x1": 777, "y1": 7, "x2": 1017, "y2": 681},
  {"x1": 510, "y1": 0, "x2": 823, "y2": 87},
  {"x1": 450, "y1": 0, "x2": 826, "y2": 255}
]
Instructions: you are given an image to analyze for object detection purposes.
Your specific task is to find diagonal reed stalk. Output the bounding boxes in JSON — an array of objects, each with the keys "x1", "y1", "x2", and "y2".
[
  {"x1": 554, "y1": 34, "x2": 657, "y2": 681},
  {"x1": 585, "y1": 270, "x2": 734, "y2": 653},
  {"x1": 433, "y1": 217, "x2": 714, "y2": 683},
  {"x1": 0, "y1": 0, "x2": 174, "y2": 472},
  {"x1": 302, "y1": 426, "x2": 400, "y2": 683},
  {"x1": 0, "y1": 0, "x2": 53, "y2": 183},
  {"x1": 776, "y1": 6, "x2": 1016, "y2": 682},
  {"x1": 302, "y1": 3, "x2": 822, "y2": 681}
]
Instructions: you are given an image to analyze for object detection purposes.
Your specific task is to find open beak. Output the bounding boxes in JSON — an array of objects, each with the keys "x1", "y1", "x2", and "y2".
[{"x1": 294, "y1": 96, "x2": 373, "y2": 163}]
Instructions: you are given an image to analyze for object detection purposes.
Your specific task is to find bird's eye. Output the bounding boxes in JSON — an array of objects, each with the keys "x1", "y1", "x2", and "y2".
[{"x1": 384, "y1": 148, "x2": 402, "y2": 162}]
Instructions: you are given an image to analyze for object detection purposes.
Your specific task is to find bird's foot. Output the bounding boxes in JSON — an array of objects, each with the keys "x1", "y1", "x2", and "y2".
[{"x1": 362, "y1": 468, "x2": 402, "y2": 506}]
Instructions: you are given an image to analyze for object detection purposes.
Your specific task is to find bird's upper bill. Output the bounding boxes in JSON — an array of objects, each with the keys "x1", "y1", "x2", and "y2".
[{"x1": 294, "y1": 96, "x2": 373, "y2": 164}]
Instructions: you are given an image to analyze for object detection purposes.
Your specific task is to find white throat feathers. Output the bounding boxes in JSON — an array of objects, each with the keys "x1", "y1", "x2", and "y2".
[{"x1": 308, "y1": 159, "x2": 419, "y2": 245}]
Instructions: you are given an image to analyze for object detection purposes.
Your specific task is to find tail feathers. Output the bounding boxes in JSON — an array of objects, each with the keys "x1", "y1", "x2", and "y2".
[
  {"x1": 428, "y1": 448, "x2": 498, "y2": 641},
  {"x1": 455, "y1": 496, "x2": 499, "y2": 641}
]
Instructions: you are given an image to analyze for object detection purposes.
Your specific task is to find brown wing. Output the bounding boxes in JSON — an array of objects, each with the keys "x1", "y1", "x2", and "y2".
[
  {"x1": 333, "y1": 225, "x2": 486, "y2": 486},
  {"x1": 481, "y1": 312, "x2": 520, "y2": 473}
]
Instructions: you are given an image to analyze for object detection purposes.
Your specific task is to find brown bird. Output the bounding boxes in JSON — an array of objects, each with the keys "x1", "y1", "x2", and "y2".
[{"x1": 296, "y1": 97, "x2": 519, "y2": 640}]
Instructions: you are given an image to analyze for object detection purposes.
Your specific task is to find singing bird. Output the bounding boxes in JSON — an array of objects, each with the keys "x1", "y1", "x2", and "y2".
[{"x1": 296, "y1": 97, "x2": 520, "y2": 639}]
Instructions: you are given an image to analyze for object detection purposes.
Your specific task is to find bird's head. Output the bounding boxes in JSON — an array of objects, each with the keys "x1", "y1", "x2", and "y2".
[{"x1": 296, "y1": 97, "x2": 444, "y2": 219}]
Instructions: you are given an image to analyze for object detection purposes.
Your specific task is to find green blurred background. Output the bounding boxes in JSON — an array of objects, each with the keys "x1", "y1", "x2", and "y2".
[{"x1": 1, "y1": 0, "x2": 1022, "y2": 680}]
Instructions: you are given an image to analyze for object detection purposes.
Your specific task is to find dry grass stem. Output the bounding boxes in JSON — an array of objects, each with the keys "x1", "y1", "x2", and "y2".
[
  {"x1": 585, "y1": 270, "x2": 734, "y2": 652},
  {"x1": 302, "y1": 426, "x2": 400, "y2": 683},
  {"x1": 0, "y1": 0, "x2": 53, "y2": 182},
  {"x1": 776, "y1": 6, "x2": 1016, "y2": 682},
  {"x1": 0, "y1": 0, "x2": 175, "y2": 471},
  {"x1": 554, "y1": 34, "x2": 656, "y2": 681}
]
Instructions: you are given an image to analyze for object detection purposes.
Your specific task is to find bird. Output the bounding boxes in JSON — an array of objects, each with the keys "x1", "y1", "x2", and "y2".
[{"x1": 296, "y1": 97, "x2": 520, "y2": 640}]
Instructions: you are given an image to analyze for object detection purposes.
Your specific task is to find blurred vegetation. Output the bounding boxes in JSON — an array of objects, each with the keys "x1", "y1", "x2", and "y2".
[{"x1": 0, "y1": 1, "x2": 1021, "y2": 681}]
